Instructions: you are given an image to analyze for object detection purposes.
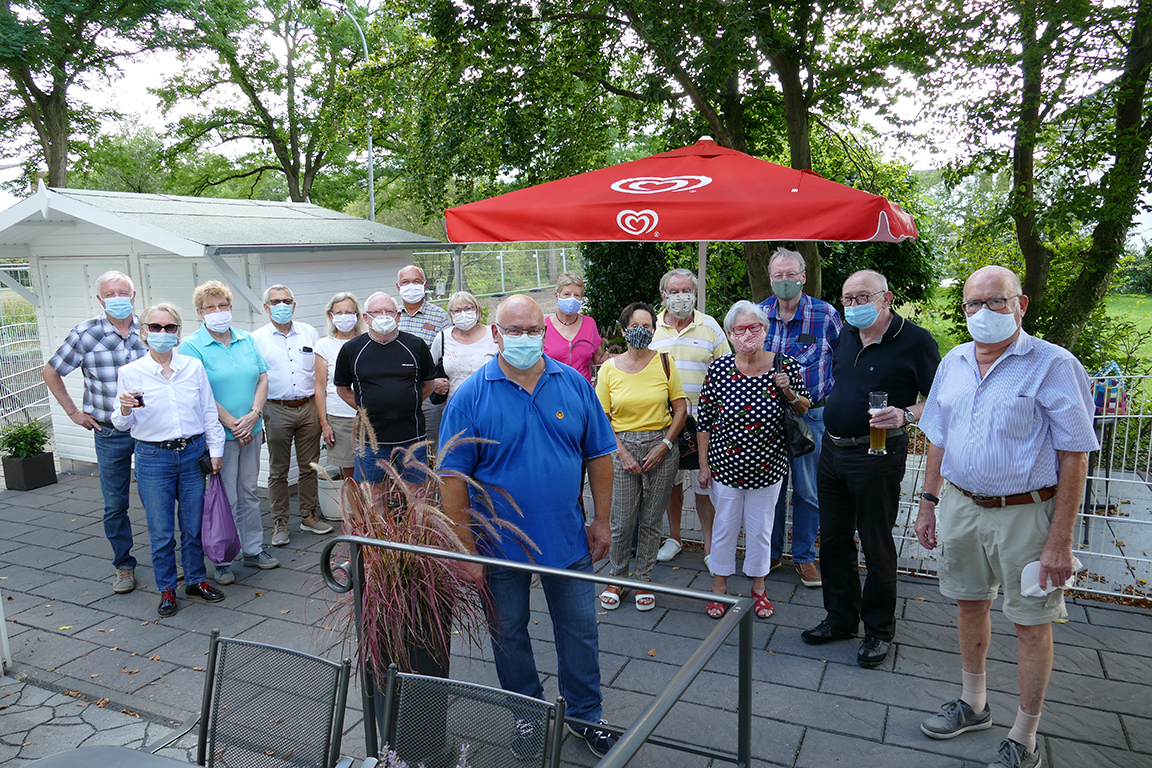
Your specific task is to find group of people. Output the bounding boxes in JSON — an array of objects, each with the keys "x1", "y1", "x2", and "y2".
[{"x1": 46, "y1": 255, "x2": 1096, "y2": 768}]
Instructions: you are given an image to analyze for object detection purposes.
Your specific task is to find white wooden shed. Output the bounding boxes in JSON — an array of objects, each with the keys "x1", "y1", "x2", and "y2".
[{"x1": 0, "y1": 184, "x2": 448, "y2": 477}]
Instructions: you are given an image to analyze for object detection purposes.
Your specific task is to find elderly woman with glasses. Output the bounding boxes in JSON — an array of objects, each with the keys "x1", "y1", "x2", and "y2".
[
  {"x1": 429, "y1": 291, "x2": 498, "y2": 417},
  {"x1": 315, "y1": 292, "x2": 368, "y2": 481},
  {"x1": 696, "y1": 300, "x2": 810, "y2": 621},
  {"x1": 113, "y1": 303, "x2": 227, "y2": 618},
  {"x1": 595, "y1": 301, "x2": 687, "y2": 612}
]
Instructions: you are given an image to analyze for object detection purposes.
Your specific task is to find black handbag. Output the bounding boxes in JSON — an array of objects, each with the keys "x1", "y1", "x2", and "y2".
[
  {"x1": 773, "y1": 355, "x2": 815, "y2": 458},
  {"x1": 429, "y1": 330, "x2": 449, "y2": 405},
  {"x1": 659, "y1": 353, "x2": 699, "y2": 470}
]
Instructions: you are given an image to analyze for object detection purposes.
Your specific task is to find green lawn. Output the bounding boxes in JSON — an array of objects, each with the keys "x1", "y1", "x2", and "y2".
[{"x1": 1108, "y1": 294, "x2": 1152, "y2": 335}]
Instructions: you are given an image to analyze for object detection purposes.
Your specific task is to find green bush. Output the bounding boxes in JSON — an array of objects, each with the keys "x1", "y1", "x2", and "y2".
[{"x1": 0, "y1": 420, "x2": 50, "y2": 459}]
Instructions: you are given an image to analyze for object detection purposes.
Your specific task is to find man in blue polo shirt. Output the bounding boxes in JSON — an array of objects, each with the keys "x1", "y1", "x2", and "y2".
[{"x1": 439, "y1": 294, "x2": 618, "y2": 759}]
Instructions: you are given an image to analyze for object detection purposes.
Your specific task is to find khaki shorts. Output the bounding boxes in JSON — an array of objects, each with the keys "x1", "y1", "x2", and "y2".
[
  {"x1": 936, "y1": 484, "x2": 1067, "y2": 625},
  {"x1": 676, "y1": 468, "x2": 711, "y2": 497},
  {"x1": 324, "y1": 414, "x2": 356, "y2": 469}
]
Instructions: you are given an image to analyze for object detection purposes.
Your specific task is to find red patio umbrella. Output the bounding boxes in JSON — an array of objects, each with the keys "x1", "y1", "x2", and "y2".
[{"x1": 445, "y1": 138, "x2": 917, "y2": 244}]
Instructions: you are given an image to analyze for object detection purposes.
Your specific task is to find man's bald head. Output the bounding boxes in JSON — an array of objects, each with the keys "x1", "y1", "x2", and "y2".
[
  {"x1": 964, "y1": 265, "x2": 1023, "y2": 302},
  {"x1": 495, "y1": 294, "x2": 545, "y2": 328}
]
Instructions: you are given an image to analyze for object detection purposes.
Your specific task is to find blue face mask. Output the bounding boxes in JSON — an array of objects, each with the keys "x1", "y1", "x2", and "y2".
[
  {"x1": 556, "y1": 297, "x2": 583, "y2": 315},
  {"x1": 147, "y1": 331, "x2": 179, "y2": 354},
  {"x1": 501, "y1": 335, "x2": 545, "y2": 369},
  {"x1": 844, "y1": 301, "x2": 878, "y2": 329},
  {"x1": 103, "y1": 296, "x2": 133, "y2": 320},
  {"x1": 269, "y1": 304, "x2": 294, "y2": 324}
]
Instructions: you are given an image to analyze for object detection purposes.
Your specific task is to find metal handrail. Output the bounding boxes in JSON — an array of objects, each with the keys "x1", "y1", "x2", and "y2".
[{"x1": 320, "y1": 535, "x2": 755, "y2": 767}]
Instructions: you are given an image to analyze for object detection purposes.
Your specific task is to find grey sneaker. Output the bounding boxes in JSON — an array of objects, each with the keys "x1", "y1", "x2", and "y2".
[
  {"x1": 300, "y1": 516, "x2": 334, "y2": 535},
  {"x1": 243, "y1": 549, "x2": 281, "y2": 569},
  {"x1": 922, "y1": 698, "x2": 993, "y2": 740},
  {"x1": 113, "y1": 568, "x2": 136, "y2": 594},
  {"x1": 988, "y1": 738, "x2": 1040, "y2": 768},
  {"x1": 271, "y1": 522, "x2": 290, "y2": 547},
  {"x1": 214, "y1": 563, "x2": 235, "y2": 585}
]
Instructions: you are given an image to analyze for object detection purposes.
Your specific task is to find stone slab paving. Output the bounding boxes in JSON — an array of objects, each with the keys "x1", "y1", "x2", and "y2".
[{"x1": 2, "y1": 471, "x2": 1152, "y2": 767}]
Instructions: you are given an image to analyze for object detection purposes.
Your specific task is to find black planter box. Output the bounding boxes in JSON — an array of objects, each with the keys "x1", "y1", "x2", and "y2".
[{"x1": 3, "y1": 452, "x2": 57, "y2": 491}]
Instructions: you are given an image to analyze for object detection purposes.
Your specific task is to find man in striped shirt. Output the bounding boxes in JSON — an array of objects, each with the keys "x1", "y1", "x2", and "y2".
[
  {"x1": 915, "y1": 266, "x2": 1098, "y2": 768},
  {"x1": 650, "y1": 268, "x2": 730, "y2": 566},
  {"x1": 395, "y1": 265, "x2": 450, "y2": 448},
  {"x1": 760, "y1": 247, "x2": 842, "y2": 588}
]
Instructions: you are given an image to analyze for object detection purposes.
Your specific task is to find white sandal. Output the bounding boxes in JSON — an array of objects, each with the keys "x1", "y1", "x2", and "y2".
[
  {"x1": 635, "y1": 591, "x2": 656, "y2": 612},
  {"x1": 600, "y1": 585, "x2": 623, "y2": 610}
]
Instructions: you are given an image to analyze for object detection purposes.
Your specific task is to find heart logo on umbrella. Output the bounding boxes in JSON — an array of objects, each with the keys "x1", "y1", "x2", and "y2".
[
  {"x1": 611, "y1": 176, "x2": 712, "y2": 194},
  {"x1": 617, "y1": 209, "x2": 658, "y2": 235}
]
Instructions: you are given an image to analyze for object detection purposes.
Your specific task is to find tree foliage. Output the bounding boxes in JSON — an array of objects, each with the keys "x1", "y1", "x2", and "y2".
[{"x1": 0, "y1": 0, "x2": 185, "y2": 187}]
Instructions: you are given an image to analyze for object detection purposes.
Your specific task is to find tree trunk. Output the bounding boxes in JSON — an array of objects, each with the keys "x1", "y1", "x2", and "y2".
[{"x1": 44, "y1": 92, "x2": 69, "y2": 187}]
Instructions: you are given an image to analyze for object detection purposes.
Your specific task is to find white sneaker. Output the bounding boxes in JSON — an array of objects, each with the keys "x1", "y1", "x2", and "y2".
[{"x1": 656, "y1": 538, "x2": 682, "y2": 562}]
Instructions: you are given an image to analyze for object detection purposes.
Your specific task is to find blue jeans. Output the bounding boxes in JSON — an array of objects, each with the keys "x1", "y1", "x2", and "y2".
[
  {"x1": 772, "y1": 405, "x2": 825, "y2": 563},
  {"x1": 353, "y1": 441, "x2": 429, "y2": 485},
  {"x1": 134, "y1": 436, "x2": 208, "y2": 591},
  {"x1": 485, "y1": 554, "x2": 602, "y2": 722},
  {"x1": 94, "y1": 426, "x2": 137, "y2": 571}
]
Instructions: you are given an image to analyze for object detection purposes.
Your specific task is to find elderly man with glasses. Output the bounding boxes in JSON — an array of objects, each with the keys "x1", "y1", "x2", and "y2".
[
  {"x1": 801, "y1": 269, "x2": 940, "y2": 670},
  {"x1": 334, "y1": 291, "x2": 437, "y2": 484},
  {"x1": 438, "y1": 294, "x2": 621, "y2": 759},
  {"x1": 913, "y1": 266, "x2": 1097, "y2": 768}
]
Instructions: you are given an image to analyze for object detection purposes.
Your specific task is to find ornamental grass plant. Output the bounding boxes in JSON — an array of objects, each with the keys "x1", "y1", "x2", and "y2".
[{"x1": 324, "y1": 416, "x2": 539, "y2": 684}]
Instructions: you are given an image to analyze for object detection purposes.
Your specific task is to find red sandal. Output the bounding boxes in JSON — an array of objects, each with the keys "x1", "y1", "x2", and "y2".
[
  {"x1": 752, "y1": 590, "x2": 774, "y2": 620},
  {"x1": 705, "y1": 601, "x2": 726, "y2": 619}
]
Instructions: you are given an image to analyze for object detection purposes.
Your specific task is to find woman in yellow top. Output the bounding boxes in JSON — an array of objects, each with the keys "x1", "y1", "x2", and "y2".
[{"x1": 595, "y1": 302, "x2": 687, "y2": 611}]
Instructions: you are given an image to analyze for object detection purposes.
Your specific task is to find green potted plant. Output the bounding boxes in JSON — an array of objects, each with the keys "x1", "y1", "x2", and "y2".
[{"x1": 0, "y1": 419, "x2": 56, "y2": 491}]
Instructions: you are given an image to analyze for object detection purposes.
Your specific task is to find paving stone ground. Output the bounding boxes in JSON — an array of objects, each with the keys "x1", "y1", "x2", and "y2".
[{"x1": 2, "y1": 471, "x2": 1151, "y2": 767}]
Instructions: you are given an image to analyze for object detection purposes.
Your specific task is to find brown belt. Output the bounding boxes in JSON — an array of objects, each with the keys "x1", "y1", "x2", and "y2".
[
  {"x1": 267, "y1": 396, "x2": 313, "y2": 407},
  {"x1": 952, "y1": 483, "x2": 1057, "y2": 509}
]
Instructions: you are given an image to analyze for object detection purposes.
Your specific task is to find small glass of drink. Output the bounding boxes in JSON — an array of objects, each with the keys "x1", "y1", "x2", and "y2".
[
  {"x1": 133, "y1": 391, "x2": 145, "y2": 408},
  {"x1": 868, "y1": 391, "x2": 888, "y2": 455}
]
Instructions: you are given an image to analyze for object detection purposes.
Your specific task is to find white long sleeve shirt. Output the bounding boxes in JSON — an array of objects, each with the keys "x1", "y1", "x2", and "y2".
[{"x1": 111, "y1": 352, "x2": 226, "y2": 458}]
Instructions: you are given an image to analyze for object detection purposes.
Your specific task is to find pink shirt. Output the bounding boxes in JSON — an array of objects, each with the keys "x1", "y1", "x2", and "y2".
[{"x1": 544, "y1": 315, "x2": 603, "y2": 382}]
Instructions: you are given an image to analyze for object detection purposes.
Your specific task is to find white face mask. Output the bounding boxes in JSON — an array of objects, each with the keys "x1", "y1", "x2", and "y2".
[
  {"x1": 398, "y1": 283, "x2": 426, "y2": 304},
  {"x1": 203, "y1": 310, "x2": 232, "y2": 333},
  {"x1": 332, "y1": 313, "x2": 358, "y2": 333},
  {"x1": 966, "y1": 307, "x2": 1019, "y2": 344},
  {"x1": 452, "y1": 309, "x2": 478, "y2": 331},
  {"x1": 664, "y1": 292, "x2": 696, "y2": 319},
  {"x1": 372, "y1": 314, "x2": 397, "y2": 335}
]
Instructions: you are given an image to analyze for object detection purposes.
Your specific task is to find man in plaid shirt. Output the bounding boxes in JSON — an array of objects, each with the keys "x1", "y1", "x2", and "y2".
[
  {"x1": 760, "y1": 247, "x2": 842, "y2": 589},
  {"x1": 43, "y1": 270, "x2": 148, "y2": 595}
]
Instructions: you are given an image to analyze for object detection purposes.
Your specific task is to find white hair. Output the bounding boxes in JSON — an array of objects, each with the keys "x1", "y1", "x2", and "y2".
[
  {"x1": 768, "y1": 248, "x2": 805, "y2": 274},
  {"x1": 397, "y1": 265, "x2": 426, "y2": 282},
  {"x1": 723, "y1": 300, "x2": 768, "y2": 333},
  {"x1": 324, "y1": 292, "x2": 367, "y2": 336},
  {"x1": 96, "y1": 270, "x2": 134, "y2": 294},
  {"x1": 365, "y1": 291, "x2": 397, "y2": 312},
  {"x1": 660, "y1": 268, "x2": 697, "y2": 294},
  {"x1": 262, "y1": 284, "x2": 294, "y2": 303}
]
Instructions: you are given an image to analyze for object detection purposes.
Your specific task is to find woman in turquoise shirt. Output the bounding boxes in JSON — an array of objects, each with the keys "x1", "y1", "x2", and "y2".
[{"x1": 180, "y1": 281, "x2": 280, "y2": 584}]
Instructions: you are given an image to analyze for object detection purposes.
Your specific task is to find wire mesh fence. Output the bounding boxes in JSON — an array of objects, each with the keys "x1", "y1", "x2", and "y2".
[
  {"x1": 0, "y1": 263, "x2": 49, "y2": 430},
  {"x1": 411, "y1": 246, "x2": 583, "y2": 301}
]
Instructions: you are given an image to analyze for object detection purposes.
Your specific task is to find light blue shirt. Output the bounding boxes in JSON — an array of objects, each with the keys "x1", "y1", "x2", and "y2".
[
  {"x1": 919, "y1": 331, "x2": 1099, "y2": 496},
  {"x1": 179, "y1": 326, "x2": 269, "y2": 440},
  {"x1": 438, "y1": 355, "x2": 617, "y2": 567}
]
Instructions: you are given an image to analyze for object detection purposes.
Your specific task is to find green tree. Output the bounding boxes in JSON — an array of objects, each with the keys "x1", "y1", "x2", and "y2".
[
  {"x1": 155, "y1": 0, "x2": 363, "y2": 203},
  {"x1": 914, "y1": 0, "x2": 1152, "y2": 349},
  {"x1": 0, "y1": 0, "x2": 185, "y2": 187}
]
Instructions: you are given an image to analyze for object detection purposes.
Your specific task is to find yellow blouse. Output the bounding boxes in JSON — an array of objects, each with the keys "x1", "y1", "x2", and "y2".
[{"x1": 595, "y1": 353, "x2": 686, "y2": 433}]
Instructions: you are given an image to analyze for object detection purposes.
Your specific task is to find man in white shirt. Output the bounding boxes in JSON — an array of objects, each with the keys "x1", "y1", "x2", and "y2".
[{"x1": 252, "y1": 284, "x2": 332, "y2": 547}]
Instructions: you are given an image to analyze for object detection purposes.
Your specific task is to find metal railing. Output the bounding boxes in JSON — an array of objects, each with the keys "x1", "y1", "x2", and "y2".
[
  {"x1": 0, "y1": 263, "x2": 49, "y2": 429},
  {"x1": 412, "y1": 246, "x2": 584, "y2": 300},
  {"x1": 319, "y1": 535, "x2": 755, "y2": 767}
]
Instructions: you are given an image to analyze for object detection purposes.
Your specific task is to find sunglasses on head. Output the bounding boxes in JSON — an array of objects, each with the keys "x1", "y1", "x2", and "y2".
[{"x1": 146, "y1": 323, "x2": 179, "y2": 333}]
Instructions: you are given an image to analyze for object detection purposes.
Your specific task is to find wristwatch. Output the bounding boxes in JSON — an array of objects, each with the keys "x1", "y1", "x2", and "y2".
[
  {"x1": 903, "y1": 408, "x2": 917, "y2": 426},
  {"x1": 921, "y1": 492, "x2": 940, "y2": 505},
  {"x1": 661, "y1": 437, "x2": 675, "y2": 451}
]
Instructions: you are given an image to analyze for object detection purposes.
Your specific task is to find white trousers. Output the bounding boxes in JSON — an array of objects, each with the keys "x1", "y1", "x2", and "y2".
[{"x1": 710, "y1": 479, "x2": 782, "y2": 578}]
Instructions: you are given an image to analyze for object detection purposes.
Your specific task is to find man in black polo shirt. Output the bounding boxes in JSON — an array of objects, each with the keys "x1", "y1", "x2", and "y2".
[
  {"x1": 801, "y1": 269, "x2": 940, "y2": 669},
  {"x1": 334, "y1": 291, "x2": 437, "y2": 484}
]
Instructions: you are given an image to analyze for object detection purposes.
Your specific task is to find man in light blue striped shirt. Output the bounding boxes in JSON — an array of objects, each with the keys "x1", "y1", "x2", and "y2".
[{"x1": 915, "y1": 266, "x2": 1099, "y2": 768}]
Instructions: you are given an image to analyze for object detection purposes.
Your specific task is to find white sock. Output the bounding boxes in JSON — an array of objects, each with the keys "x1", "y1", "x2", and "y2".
[
  {"x1": 1007, "y1": 707, "x2": 1041, "y2": 752},
  {"x1": 961, "y1": 670, "x2": 987, "y2": 713}
]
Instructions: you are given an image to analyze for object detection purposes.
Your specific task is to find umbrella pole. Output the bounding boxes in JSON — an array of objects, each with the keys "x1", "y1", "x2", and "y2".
[{"x1": 697, "y1": 241, "x2": 708, "y2": 313}]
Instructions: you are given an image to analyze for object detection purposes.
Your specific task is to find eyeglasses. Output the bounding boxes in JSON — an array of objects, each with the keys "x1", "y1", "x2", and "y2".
[
  {"x1": 365, "y1": 309, "x2": 399, "y2": 318},
  {"x1": 770, "y1": 271, "x2": 803, "y2": 282},
  {"x1": 145, "y1": 323, "x2": 179, "y2": 333},
  {"x1": 450, "y1": 308, "x2": 477, "y2": 316},
  {"x1": 267, "y1": 298, "x2": 294, "y2": 306},
  {"x1": 839, "y1": 290, "x2": 884, "y2": 307},
  {"x1": 730, "y1": 322, "x2": 765, "y2": 336},
  {"x1": 962, "y1": 295, "x2": 1020, "y2": 315},
  {"x1": 497, "y1": 325, "x2": 546, "y2": 339},
  {"x1": 397, "y1": 278, "x2": 426, "y2": 286}
]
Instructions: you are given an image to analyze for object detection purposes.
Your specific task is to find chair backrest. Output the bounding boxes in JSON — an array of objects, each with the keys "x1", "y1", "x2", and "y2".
[
  {"x1": 197, "y1": 630, "x2": 351, "y2": 768},
  {"x1": 380, "y1": 666, "x2": 565, "y2": 768}
]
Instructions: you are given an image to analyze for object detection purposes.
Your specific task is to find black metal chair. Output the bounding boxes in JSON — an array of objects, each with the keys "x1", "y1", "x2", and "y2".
[
  {"x1": 149, "y1": 630, "x2": 371, "y2": 768},
  {"x1": 378, "y1": 665, "x2": 565, "y2": 768}
]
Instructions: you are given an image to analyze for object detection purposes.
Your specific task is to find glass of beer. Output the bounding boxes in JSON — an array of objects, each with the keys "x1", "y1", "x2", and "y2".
[{"x1": 868, "y1": 391, "x2": 888, "y2": 455}]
